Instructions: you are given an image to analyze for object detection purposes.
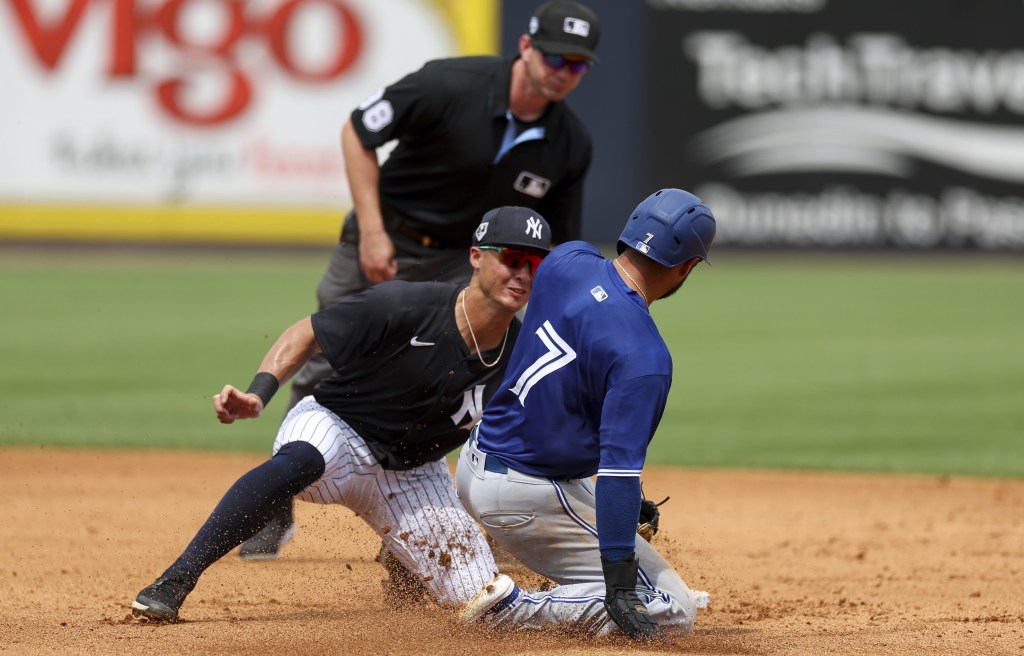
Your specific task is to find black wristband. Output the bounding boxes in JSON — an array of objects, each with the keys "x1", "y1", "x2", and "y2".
[
  {"x1": 245, "y1": 372, "x2": 280, "y2": 408},
  {"x1": 601, "y1": 552, "x2": 639, "y2": 592}
]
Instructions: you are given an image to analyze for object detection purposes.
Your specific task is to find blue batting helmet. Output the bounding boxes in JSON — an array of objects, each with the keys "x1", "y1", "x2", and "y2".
[{"x1": 616, "y1": 189, "x2": 716, "y2": 267}]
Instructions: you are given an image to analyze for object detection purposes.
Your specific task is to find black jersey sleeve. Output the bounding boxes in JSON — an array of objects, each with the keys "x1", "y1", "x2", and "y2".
[
  {"x1": 311, "y1": 282, "x2": 411, "y2": 373},
  {"x1": 350, "y1": 60, "x2": 449, "y2": 150}
]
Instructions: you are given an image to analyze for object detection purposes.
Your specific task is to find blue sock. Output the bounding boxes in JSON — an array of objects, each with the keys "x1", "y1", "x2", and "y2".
[
  {"x1": 595, "y1": 476, "x2": 642, "y2": 563},
  {"x1": 165, "y1": 441, "x2": 325, "y2": 582}
]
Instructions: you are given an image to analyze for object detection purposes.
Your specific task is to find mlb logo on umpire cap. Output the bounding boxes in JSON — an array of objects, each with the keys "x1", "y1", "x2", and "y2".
[
  {"x1": 474, "y1": 206, "x2": 552, "y2": 252},
  {"x1": 563, "y1": 17, "x2": 590, "y2": 37},
  {"x1": 528, "y1": 1, "x2": 600, "y2": 63}
]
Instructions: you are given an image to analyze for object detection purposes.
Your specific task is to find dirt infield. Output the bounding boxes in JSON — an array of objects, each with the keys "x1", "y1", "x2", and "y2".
[{"x1": 2, "y1": 447, "x2": 1021, "y2": 655}]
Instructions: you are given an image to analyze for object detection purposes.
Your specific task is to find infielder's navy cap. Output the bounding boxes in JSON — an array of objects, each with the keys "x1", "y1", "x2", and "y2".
[
  {"x1": 473, "y1": 207, "x2": 552, "y2": 253},
  {"x1": 528, "y1": 1, "x2": 600, "y2": 63}
]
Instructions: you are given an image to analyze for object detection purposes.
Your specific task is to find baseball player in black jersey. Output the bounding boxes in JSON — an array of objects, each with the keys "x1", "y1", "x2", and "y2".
[
  {"x1": 240, "y1": 1, "x2": 601, "y2": 561},
  {"x1": 130, "y1": 208, "x2": 551, "y2": 622}
]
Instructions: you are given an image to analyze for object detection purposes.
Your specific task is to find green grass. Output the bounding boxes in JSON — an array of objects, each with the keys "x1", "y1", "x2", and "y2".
[
  {"x1": 2, "y1": 246, "x2": 1022, "y2": 477},
  {"x1": 651, "y1": 254, "x2": 1024, "y2": 477},
  {"x1": 0, "y1": 246, "x2": 327, "y2": 453}
]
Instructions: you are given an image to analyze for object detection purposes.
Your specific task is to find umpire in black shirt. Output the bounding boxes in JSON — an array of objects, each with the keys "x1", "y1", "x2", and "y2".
[{"x1": 240, "y1": 1, "x2": 601, "y2": 560}]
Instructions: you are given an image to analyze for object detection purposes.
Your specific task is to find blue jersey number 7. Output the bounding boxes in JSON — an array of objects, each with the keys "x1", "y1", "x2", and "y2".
[{"x1": 509, "y1": 321, "x2": 577, "y2": 406}]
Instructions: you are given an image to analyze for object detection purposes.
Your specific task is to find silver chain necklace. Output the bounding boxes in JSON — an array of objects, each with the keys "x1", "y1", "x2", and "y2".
[
  {"x1": 614, "y1": 259, "x2": 649, "y2": 304},
  {"x1": 460, "y1": 288, "x2": 509, "y2": 368}
]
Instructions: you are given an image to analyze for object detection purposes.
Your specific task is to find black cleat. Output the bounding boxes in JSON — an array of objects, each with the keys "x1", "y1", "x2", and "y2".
[
  {"x1": 131, "y1": 569, "x2": 196, "y2": 621},
  {"x1": 239, "y1": 503, "x2": 296, "y2": 561}
]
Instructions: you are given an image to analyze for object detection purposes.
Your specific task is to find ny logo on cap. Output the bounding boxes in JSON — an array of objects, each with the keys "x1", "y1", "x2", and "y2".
[
  {"x1": 563, "y1": 17, "x2": 590, "y2": 37},
  {"x1": 526, "y1": 216, "x2": 544, "y2": 239}
]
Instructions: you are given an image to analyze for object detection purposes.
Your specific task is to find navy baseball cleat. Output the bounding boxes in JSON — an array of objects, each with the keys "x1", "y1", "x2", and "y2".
[
  {"x1": 460, "y1": 574, "x2": 520, "y2": 624},
  {"x1": 239, "y1": 503, "x2": 296, "y2": 561},
  {"x1": 131, "y1": 569, "x2": 196, "y2": 621}
]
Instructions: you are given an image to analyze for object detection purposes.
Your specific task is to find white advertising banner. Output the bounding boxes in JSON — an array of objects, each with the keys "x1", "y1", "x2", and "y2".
[{"x1": 1, "y1": 0, "x2": 492, "y2": 242}]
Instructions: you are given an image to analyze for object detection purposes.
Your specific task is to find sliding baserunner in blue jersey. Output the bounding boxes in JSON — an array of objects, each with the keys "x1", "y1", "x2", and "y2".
[{"x1": 456, "y1": 188, "x2": 717, "y2": 640}]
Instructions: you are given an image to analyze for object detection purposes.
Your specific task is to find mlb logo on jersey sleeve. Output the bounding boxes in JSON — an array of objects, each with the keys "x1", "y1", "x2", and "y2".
[
  {"x1": 514, "y1": 172, "x2": 551, "y2": 198},
  {"x1": 591, "y1": 286, "x2": 608, "y2": 302}
]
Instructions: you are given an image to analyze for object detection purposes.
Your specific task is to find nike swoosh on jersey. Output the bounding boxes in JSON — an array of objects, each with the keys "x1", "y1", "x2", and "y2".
[{"x1": 410, "y1": 336, "x2": 435, "y2": 347}]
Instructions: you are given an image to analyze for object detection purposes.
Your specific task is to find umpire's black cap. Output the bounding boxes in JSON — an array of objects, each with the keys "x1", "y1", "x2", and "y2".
[
  {"x1": 528, "y1": 1, "x2": 600, "y2": 63},
  {"x1": 473, "y1": 207, "x2": 552, "y2": 253}
]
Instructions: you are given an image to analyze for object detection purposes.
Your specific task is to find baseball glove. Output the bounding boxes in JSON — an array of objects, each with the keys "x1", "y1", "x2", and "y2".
[{"x1": 637, "y1": 496, "x2": 669, "y2": 542}]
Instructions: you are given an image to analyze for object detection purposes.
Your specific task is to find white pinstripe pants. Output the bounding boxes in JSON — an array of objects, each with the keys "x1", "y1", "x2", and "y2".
[{"x1": 272, "y1": 396, "x2": 497, "y2": 607}]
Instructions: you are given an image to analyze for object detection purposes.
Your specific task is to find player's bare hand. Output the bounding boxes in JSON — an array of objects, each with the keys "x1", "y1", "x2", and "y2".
[
  {"x1": 359, "y1": 231, "x2": 398, "y2": 283},
  {"x1": 213, "y1": 385, "x2": 265, "y2": 424}
]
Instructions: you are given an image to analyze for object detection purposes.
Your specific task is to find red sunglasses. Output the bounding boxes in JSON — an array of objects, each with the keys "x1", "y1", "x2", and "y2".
[{"x1": 478, "y1": 246, "x2": 546, "y2": 275}]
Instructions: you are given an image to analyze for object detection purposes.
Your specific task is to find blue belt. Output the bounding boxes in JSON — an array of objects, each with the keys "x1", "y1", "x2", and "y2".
[{"x1": 483, "y1": 455, "x2": 509, "y2": 474}]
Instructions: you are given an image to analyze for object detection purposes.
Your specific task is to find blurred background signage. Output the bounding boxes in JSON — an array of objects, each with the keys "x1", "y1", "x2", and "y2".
[
  {"x1": 4, "y1": 0, "x2": 1023, "y2": 249},
  {"x1": 640, "y1": 0, "x2": 1024, "y2": 250},
  {"x1": 1, "y1": 0, "x2": 492, "y2": 242}
]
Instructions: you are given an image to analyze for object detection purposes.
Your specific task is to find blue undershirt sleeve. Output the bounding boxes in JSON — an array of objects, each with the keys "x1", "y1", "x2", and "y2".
[{"x1": 595, "y1": 475, "x2": 641, "y2": 562}]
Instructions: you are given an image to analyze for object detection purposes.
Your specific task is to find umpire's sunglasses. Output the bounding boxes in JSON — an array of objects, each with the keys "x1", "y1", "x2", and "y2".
[
  {"x1": 478, "y1": 246, "x2": 546, "y2": 275},
  {"x1": 535, "y1": 49, "x2": 591, "y2": 75}
]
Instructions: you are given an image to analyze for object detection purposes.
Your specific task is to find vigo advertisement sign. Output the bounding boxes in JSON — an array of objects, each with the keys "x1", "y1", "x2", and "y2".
[
  {"x1": 1, "y1": 0, "x2": 458, "y2": 212},
  {"x1": 645, "y1": 0, "x2": 1024, "y2": 250}
]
